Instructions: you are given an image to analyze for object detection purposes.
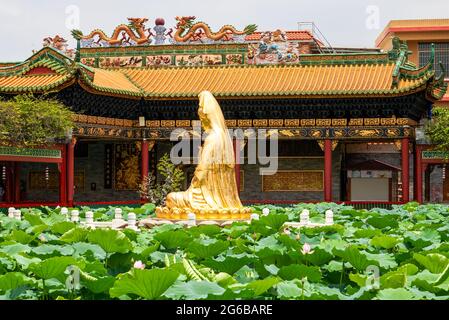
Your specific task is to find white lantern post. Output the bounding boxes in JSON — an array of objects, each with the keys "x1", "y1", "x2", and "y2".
[
  {"x1": 8, "y1": 207, "x2": 15, "y2": 218},
  {"x1": 14, "y1": 209, "x2": 21, "y2": 221},
  {"x1": 61, "y1": 207, "x2": 68, "y2": 217},
  {"x1": 114, "y1": 208, "x2": 124, "y2": 223},
  {"x1": 187, "y1": 213, "x2": 197, "y2": 227},
  {"x1": 127, "y1": 212, "x2": 139, "y2": 231},
  {"x1": 250, "y1": 213, "x2": 260, "y2": 221},
  {"x1": 71, "y1": 210, "x2": 80, "y2": 223},
  {"x1": 85, "y1": 211, "x2": 94, "y2": 228},
  {"x1": 325, "y1": 210, "x2": 334, "y2": 225},
  {"x1": 300, "y1": 209, "x2": 310, "y2": 226}
]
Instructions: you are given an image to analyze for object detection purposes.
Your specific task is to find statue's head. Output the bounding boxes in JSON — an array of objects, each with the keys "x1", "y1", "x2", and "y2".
[{"x1": 198, "y1": 91, "x2": 226, "y2": 132}]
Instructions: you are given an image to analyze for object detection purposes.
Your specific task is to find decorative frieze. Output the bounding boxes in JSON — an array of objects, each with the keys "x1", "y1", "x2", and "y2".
[
  {"x1": 238, "y1": 120, "x2": 253, "y2": 127},
  {"x1": 73, "y1": 124, "x2": 414, "y2": 140},
  {"x1": 349, "y1": 119, "x2": 364, "y2": 126},
  {"x1": 364, "y1": 118, "x2": 380, "y2": 126},
  {"x1": 284, "y1": 119, "x2": 300, "y2": 127},
  {"x1": 74, "y1": 115, "x2": 414, "y2": 129},
  {"x1": 176, "y1": 120, "x2": 191, "y2": 127},
  {"x1": 146, "y1": 120, "x2": 160, "y2": 127},
  {"x1": 301, "y1": 119, "x2": 316, "y2": 126},
  {"x1": 160, "y1": 120, "x2": 176, "y2": 127},
  {"x1": 332, "y1": 119, "x2": 347, "y2": 126},
  {"x1": 316, "y1": 119, "x2": 332, "y2": 126},
  {"x1": 253, "y1": 119, "x2": 268, "y2": 127},
  {"x1": 225, "y1": 120, "x2": 237, "y2": 127}
]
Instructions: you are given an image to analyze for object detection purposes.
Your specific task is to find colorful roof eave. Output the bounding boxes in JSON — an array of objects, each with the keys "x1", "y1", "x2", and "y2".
[
  {"x1": 0, "y1": 73, "x2": 77, "y2": 94},
  {"x1": 0, "y1": 63, "x2": 442, "y2": 101},
  {"x1": 0, "y1": 47, "x2": 74, "y2": 76}
]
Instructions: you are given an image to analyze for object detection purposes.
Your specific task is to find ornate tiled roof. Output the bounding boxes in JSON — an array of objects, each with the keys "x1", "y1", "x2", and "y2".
[
  {"x1": 245, "y1": 31, "x2": 316, "y2": 41},
  {"x1": 0, "y1": 40, "x2": 446, "y2": 102},
  {"x1": 85, "y1": 62, "x2": 428, "y2": 99}
]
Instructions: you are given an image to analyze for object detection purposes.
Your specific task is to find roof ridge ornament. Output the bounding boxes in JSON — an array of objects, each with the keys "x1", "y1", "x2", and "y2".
[
  {"x1": 173, "y1": 16, "x2": 257, "y2": 44},
  {"x1": 72, "y1": 18, "x2": 151, "y2": 48},
  {"x1": 42, "y1": 35, "x2": 76, "y2": 59}
]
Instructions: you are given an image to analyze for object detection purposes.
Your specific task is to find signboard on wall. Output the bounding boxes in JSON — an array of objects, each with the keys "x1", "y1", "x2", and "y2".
[
  {"x1": 262, "y1": 171, "x2": 323, "y2": 192},
  {"x1": 422, "y1": 151, "x2": 449, "y2": 160}
]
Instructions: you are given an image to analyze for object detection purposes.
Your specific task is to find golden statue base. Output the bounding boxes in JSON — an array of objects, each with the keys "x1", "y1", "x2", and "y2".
[{"x1": 155, "y1": 207, "x2": 252, "y2": 221}]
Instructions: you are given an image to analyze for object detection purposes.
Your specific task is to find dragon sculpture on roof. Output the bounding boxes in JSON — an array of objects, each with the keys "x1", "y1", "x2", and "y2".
[
  {"x1": 72, "y1": 18, "x2": 151, "y2": 46},
  {"x1": 174, "y1": 16, "x2": 257, "y2": 43}
]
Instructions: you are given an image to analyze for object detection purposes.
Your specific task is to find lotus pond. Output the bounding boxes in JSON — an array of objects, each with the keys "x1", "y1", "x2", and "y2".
[{"x1": 1, "y1": 202, "x2": 449, "y2": 300}]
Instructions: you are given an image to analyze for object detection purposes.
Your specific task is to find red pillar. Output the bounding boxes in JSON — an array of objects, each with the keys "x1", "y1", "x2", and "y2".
[
  {"x1": 141, "y1": 140, "x2": 149, "y2": 183},
  {"x1": 401, "y1": 138, "x2": 410, "y2": 203},
  {"x1": 324, "y1": 139, "x2": 333, "y2": 202},
  {"x1": 414, "y1": 144, "x2": 423, "y2": 204},
  {"x1": 233, "y1": 139, "x2": 241, "y2": 194},
  {"x1": 14, "y1": 162, "x2": 20, "y2": 203},
  {"x1": 59, "y1": 144, "x2": 67, "y2": 206},
  {"x1": 67, "y1": 139, "x2": 76, "y2": 207}
]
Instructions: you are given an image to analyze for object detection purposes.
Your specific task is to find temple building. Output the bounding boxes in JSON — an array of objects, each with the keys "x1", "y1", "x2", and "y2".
[
  {"x1": 0, "y1": 17, "x2": 447, "y2": 209},
  {"x1": 376, "y1": 19, "x2": 449, "y2": 203}
]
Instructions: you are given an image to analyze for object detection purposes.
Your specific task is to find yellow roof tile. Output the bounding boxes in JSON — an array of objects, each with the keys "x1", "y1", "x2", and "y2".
[
  {"x1": 91, "y1": 69, "x2": 141, "y2": 94},
  {"x1": 86, "y1": 63, "x2": 423, "y2": 98},
  {"x1": 0, "y1": 74, "x2": 68, "y2": 92}
]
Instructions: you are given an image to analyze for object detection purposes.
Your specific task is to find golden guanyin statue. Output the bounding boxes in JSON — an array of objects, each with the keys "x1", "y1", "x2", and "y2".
[{"x1": 156, "y1": 91, "x2": 252, "y2": 220}]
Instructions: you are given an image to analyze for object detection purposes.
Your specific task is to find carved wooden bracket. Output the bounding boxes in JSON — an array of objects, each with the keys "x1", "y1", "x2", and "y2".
[{"x1": 317, "y1": 140, "x2": 339, "y2": 152}]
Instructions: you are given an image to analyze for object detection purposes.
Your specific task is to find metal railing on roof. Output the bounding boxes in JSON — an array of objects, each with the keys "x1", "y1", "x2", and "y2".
[{"x1": 297, "y1": 22, "x2": 336, "y2": 54}]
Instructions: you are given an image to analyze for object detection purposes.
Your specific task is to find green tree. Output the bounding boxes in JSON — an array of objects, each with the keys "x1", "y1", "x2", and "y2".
[
  {"x1": 0, "y1": 95, "x2": 74, "y2": 147},
  {"x1": 426, "y1": 107, "x2": 449, "y2": 152},
  {"x1": 139, "y1": 154, "x2": 185, "y2": 206}
]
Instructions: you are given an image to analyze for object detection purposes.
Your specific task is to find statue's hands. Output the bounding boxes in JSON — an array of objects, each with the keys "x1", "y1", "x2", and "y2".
[{"x1": 192, "y1": 168, "x2": 206, "y2": 187}]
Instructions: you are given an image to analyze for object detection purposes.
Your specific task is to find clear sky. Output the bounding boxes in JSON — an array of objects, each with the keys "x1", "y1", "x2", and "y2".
[{"x1": 0, "y1": 0, "x2": 448, "y2": 61}]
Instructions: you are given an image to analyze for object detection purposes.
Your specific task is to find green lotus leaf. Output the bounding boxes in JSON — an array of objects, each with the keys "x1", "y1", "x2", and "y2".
[
  {"x1": 380, "y1": 271, "x2": 407, "y2": 289},
  {"x1": 7, "y1": 230, "x2": 35, "y2": 245},
  {"x1": 23, "y1": 213, "x2": 46, "y2": 227},
  {"x1": 276, "y1": 281, "x2": 302, "y2": 299},
  {"x1": 154, "y1": 230, "x2": 192, "y2": 250},
  {"x1": 397, "y1": 263, "x2": 419, "y2": 276},
  {"x1": 376, "y1": 288, "x2": 414, "y2": 300},
  {"x1": 87, "y1": 229, "x2": 132, "y2": 254},
  {"x1": 51, "y1": 222, "x2": 76, "y2": 235},
  {"x1": 304, "y1": 248, "x2": 334, "y2": 266},
  {"x1": 340, "y1": 246, "x2": 377, "y2": 272},
  {"x1": 109, "y1": 268, "x2": 179, "y2": 300},
  {"x1": 245, "y1": 276, "x2": 281, "y2": 296},
  {"x1": 72, "y1": 242, "x2": 107, "y2": 260},
  {"x1": 0, "y1": 243, "x2": 31, "y2": 255},
  {"x1": 163, "y1": 280, "x2": 225, "y2": 300},
  {"x1": 414, "y1": 253, "x2": 449, "y2": 274},
  {"x1": 278, "y1": 264, "x2": 321, "y2": 283},
  {"x1": 366, "y1": 215, "x2": 399, "y2": 229},
  {"x1": 83, "y1": 275, "x2": 116, "y2": 294},
  {"x1": 0, "y1": 272, "x2": 34, "y2": 293},
  {"x1": 29, "y1": 256, "x2": 78, "y2": 280},
  {"x1": 188, "y1": 239, "x2": 230, "y2": 259},
  {"x1": 60, "y1": 228, "x2": 89, "y2": 243},
  {"x1": 349, "y1": 273, "x2": 367, "y2": 287},
  {"x1": 203, "y1": 253, "x2": 256, "y2": 275},
  {"x1": 32, "y1": 244, "x2": 74, "y2": 257},
  {"x1": 370, "y1": 235, "x2": 400, "y2": 249}
]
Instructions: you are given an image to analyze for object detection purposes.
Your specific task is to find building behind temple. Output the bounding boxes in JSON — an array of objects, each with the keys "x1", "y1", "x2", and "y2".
[{"x1": 0, "y1": 16, "x2": 447, "y2": 208}]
